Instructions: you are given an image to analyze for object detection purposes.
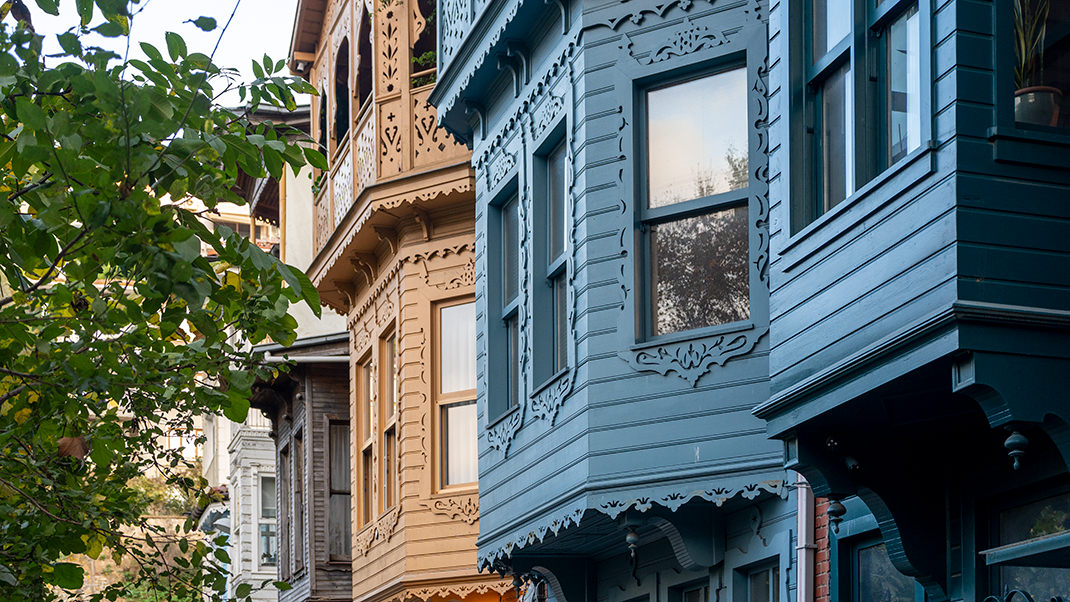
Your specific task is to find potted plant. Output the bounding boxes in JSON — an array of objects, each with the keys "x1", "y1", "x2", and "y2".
[{"x1": 1014, "y1": 0, "x2": 1062, "y2": 126}]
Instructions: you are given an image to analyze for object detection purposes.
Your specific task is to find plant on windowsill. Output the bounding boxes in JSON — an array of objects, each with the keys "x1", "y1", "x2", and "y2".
[{"x1": 1013, "y1": 0, "x2": 1062, "y2": 126}]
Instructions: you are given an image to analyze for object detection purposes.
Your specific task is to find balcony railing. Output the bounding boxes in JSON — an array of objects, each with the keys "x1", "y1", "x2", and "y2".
[
  {"x1": 438, "y1": 0, "x2": 495, "y2": 73},
  {"x1": 314, "y1": 104, "x2": 377, "y2": 255}
]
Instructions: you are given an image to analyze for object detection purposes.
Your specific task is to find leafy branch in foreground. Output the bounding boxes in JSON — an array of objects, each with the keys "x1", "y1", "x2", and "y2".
[{"x1": 0, "y1": 1, "x2": 324, "y2": 600}]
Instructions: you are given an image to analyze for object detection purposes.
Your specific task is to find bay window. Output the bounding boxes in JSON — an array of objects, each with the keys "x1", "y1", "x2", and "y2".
[
  {"x1": 642, "y1": 66, "x2": 751, "y2": 337},
  {"x1": 796, "y1": 0, "x2": 926, "y2": 231}
]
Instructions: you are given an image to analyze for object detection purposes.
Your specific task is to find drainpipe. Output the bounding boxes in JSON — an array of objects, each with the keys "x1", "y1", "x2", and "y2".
[{"x1": 796, "y1": 472, "x2": 816, "y2": 602}]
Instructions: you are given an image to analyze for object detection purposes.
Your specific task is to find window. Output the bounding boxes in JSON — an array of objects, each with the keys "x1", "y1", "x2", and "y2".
[
  {"x1": 535, "y1": 140, "x2": 569, "y2": 381},
  {"x1": 993, "y1": 492, "x2": 1070, "y2": 599},
  {"x1": 293, "y1": 429, "x2": 305, "y2": 572},
  {"x1": 798, "y1": 0, "x2": 924, "y2": 230},
  {"x1": 747, "y1": 565, "x2": 779, "y2": 602},
  {"x1": 496, "y1": 194, "x2": 521, "y2": 416},
  {"x1": 328, "y1": 421, "x2": 351, "y2": 561},
  {"x1": 642, "y1": 67, "x2": 750, "y2": 337},
  {"x1": 381, "y1": 333, "x2": 399, "y2": 510},
  {"x1": 682, "y1": 585, "x2": 708, "y2": 602},
  {"x1": 357, "y1": 356, "x2": 374, "y2": 526},
  {"x1": 334, "y1": 38, "x2": 350, "y2": 145},
  {"x1": 259, "y1": 476, "x2": 277, "y2": 568},
  {"x1": 318, "y1": 90, "x2": 328, "y2": 154},
  {"x1": 357, "y1": 8, "x2": 373, "y2": 108},
  {"x1": 852, "y1": 540, "x2": 914, "y2": 602},
  {"x1": 410, "y1": 0, "x2": 437, "y2": 87},
  {"x1": 1010, "y1": 0, "x2": 1070, "y2": 129},
  {"x1": 436, "y1": 299, "x2": 477, "y2": 487},
  {"x1": 279, "y1": 444, "x2": 291, "y2": 579}
]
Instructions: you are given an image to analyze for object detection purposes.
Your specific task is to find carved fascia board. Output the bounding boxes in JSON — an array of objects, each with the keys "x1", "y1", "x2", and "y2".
[
  {"x1": 406, "y1": 579, "x2": 515, "y2": 602},
  {"x1": 586, "y1": 0, "x2": 764, "y2": 32},
  {"x1": 475, "y1": 478, "x2": 789, "y2": 570},
  {"x1": 403, "y1": 242, "x2": 476, "y2": 291},
  {"x1": 347, "y1": 264, "x2": 402, "y2": 351},
  {"x1": 354, "y1": 505, "x2": 402, "y2": 556},
  {"x1": 621, "y1": 17, "x2": 734, "y2": 65},
  {"x1": 419, "y1": 494, "x2": 479, "y2": 524}
]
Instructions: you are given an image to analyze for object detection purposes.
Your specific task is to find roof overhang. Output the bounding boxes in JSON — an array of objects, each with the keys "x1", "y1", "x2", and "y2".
[{"x1": 288, "y1": 0, "x2": 328, "y2": 77}]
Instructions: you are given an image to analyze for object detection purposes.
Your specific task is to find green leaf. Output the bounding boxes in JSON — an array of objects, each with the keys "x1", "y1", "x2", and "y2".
[
  {"x1": 236, "y1": 583, "x2": 253, "y2": 597},
  {"x1": 34, "y1": 0, "x2": 59, "y2": 16},
  {"x1": 140, "y1": 42, "x2": 164, "y2": 62},
  {"x1": 15, "y1": 98, "x2": 46, "y2": 132},
  {"x1": 76, "y1": 0, "x2": 94, "y2": 25},
  {"x1": 57, "y1": 33, "x2": 82, "y2": 56},
  {"x1": 51, "y1": 563, "x2": 84, "y2": 589},
  {"x1": 165, "y1": 32, "x2": 188, "y2": 61},
  {"x1": 95, "y1": 21, "x2": 124, "y2": 37},
  {"x1": 286, "y1": 265, "x2": 322, "y2": 317},
  {"x1": 303, "y1": 147, "x2": 328, "y2": 170},
  {"x1": 274, "y1": 581, "x2": 293, "y2": 591},
  {"x1": 191, "y1": 16, "x2": 217, "y2": 31},
  {"x1": 213, "y1": 548, "x2": 231, "y2": 564}
]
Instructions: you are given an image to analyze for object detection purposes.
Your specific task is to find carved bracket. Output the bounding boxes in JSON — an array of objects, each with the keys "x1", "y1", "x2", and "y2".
[{"x1": 420, "y1": 495, "x2": 479, "y2": 524}]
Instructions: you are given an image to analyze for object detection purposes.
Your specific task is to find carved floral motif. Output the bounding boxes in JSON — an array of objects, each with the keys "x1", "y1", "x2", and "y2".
[
  {"x1": 333, "y1": 149, "x2": 354, "y2": 226},
  {"x1": 439, "y1": 0, "x2": 468, "y2": 69},
  {"x1": 407, "y1": 580, "x2": 515, "y2": 602},
  {"x1": 531, "y1": 93, "x2": 564, "y2": 140},
  {"x1": 354, "y1": 505, "x2": 402, "y2": 556},
  {"x1": 380, "y1": 103, "x2": 404, "y2": 176},
  {"x1": 356, "y1": 110, "x2": 377, "y2": 196},
  {"x1": 486, "y1": 151, "x2": 516, "y2": 189},
  {"x1": 623, "y1": 17, "x2": 732, "y2": 65},
  {"x1": 413, "y1": 96, "x2": 464, "y2": 167},
  {"x1": 420, "y1": 495, "x2": 479, "y2": 524},
  {"x1": 314, "y1": 194, "x2": 331, "y2": 254},
  {"x1": 377, "y1": 3, "x2": 402, "y2": 95}
]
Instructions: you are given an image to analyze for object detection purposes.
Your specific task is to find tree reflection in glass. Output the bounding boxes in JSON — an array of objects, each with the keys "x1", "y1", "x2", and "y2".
[
  {"x1": 647, "y1": 67, "x2": 749, "y2": 208},
  {"x1": 650, "y1": 205, "x2": 749, "y2": 336}
]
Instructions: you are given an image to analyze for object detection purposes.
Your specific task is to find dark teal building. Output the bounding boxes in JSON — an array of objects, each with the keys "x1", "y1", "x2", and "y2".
[
  {"x1": 431, "y1": 1, "x2": 801, "y2": 602},
  {"x1": 754, "y1": 0, "x2": 1070, "y2": 601}
]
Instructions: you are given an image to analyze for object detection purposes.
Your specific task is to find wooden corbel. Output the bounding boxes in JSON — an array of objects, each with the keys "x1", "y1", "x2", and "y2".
[
  {"x1": 464, "y1": 100, "x2": 487, "y2": 142},
  {"x1": 505, "y1": 41, "x2": 531, "y2": 84},
  {"x1": 373, "y1": 226, "x2": 398, "y2": 255},
  {"x1": 497, "y1": 53, "x2": 522, "y2": 98},
  {"x1": 350, "y1": 253, "x2": 377, "y2": 285},
  {"x1": 411, "y1": 204, "x2": 432, "y2": 241},
  {"x1": 332, "y1": 279, "x2": 357, "y2": 311},
  {"x1": 544, "y1": 0, "x2": 569, "y2": 33}
]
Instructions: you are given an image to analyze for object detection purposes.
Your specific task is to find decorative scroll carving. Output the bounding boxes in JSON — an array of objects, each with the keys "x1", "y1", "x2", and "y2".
[
  {"x1": 379, "y1": 101, "x2": 404, "y2": 176},
  {"x1": 407, "y1": 580, "x2": 515, "y2": 602},
  {"x1": 752, "y1": 56, "x2": 771, "y2": 285},
  {"x1": 477, "y1": 480, "x2": 789, "y2": 570},
  {"x1": 355, "y1": 505, "x2": 403, "y2": 556},
  {"x1": 413, "y1": 96, "x2": 464, "y2": 167},
  {"x1": 420, "y1": 495, "x2": 479, "y2": 524},
  {"x1": 531, "y1": 93, "x2": 564, "y2": 140},
  {"x1": 486, "y1": 406, "x2": 523, "y2": 453},
  {"x1": 529, "y1": 372, "x2": 572, "y2": 425},
  {"x1": 623, "y1": 17, "x2": 732, "y2": 65},
  {"x1": 314, "y1": 194, "x2": 331, "y2": 253},
  {"x1": 486, "y1": 151, "x2": 516, "y2": 188},
  {"x1": 414, "y1": 254, "x2": 475, "y2": 290},
  {"x1": 377, "y1": 4, "x2": 402, "y2": 95},
  {"x1": 333, "y1": 149, "x2": 354, "y2": 225},
  {"x1": 355, "y1": 111, "x2": 377, "y2": 196},
  {"x1": 439, "y1": 0, "x2": 468, "y2": 69},
  {"x1": 631, "y1": 335, "x2": 759, "y2": 387}
]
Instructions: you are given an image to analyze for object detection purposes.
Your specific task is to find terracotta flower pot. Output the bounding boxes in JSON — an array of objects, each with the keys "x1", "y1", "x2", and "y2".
[{"x1": 1015, "y1": 85, "x2": 1063, "y2": 127}]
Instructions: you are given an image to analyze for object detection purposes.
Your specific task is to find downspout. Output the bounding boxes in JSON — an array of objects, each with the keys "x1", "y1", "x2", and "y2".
[{"x1": 796, "y1": 472, "x2": 815, "y2": 602}]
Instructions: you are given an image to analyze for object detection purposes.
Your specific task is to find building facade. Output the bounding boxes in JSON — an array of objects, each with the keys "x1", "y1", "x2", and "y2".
[
  {"x1": 752, "y1": 1, "x2": 1070, "y2": 601},
  {"x1": 280, "y1": 3, "x2": 512, "y2": 602},
  {"x1": 432, "y1": 2, "x2": 803, "y2": 602}
]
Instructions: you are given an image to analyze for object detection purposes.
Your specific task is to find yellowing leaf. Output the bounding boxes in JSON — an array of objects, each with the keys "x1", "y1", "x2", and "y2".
[
  {"x1": 81, "y1": 533, "x2": 104, "y2": 559},
  {"x1": 223, "y1": 271, "x2": 242, "y2": 291},
  {"x1": 13, "y1": 408, "x2": 31, "y2": 424}
]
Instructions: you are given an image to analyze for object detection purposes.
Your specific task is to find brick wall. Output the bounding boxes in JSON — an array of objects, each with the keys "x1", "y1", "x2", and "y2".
[{"x1": 815, "y1": 498, "x2": 830, "y2": 602}]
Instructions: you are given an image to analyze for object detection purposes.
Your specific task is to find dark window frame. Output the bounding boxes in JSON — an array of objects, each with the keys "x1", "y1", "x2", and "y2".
[
  {"x1": 532, "y1": 126, "x2": 570, "y2": 386},
  {"x1": 487, "y1": 182, "x2": 522, "y2": 424},
  {"x1": 326, "y1": 418, "x2": 352, "y2": 563},
  {"x1": 636, "y1": 58, "x2": 752, "y2": 342}
]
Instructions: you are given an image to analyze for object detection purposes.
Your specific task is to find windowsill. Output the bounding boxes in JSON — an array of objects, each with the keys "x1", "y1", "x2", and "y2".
[
  {"x1": 431, "y1": 483, "x2": 478, "y2": 499},
  {"x1": 631, "y1": 319, "x2": 755, "y2": 351},
  {"x1": 486, "y1": 403, "x2": 520, "y2": 429},
  {"x1": 780, "y1": 142, "x2": 936, "y2": 267},
  {"x1": 988, "y1": 125, "x2": 1070, "y2": 168},
  {"x1": 531, "y1": 367, "x2": 570, "y2": 397},
  {"x1": 980, "y1": 530, "x2": 1070, "y2": 568}
]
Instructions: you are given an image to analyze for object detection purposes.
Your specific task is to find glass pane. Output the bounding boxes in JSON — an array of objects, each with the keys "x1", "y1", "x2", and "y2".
[
  {"x1": 1013, "y1": 0, "x2": 1070, "y2": 129},
  {"x1": 820, "y1": 63, "x2": 853, "y2": 212},
  {"x1": 260, "y1": 523, "x2": 277, "y2": 566},
  {"x1": 361, "y1": 362, "x2": 372, "y2": 440},
  {"x1": 886, "y1": 6, "x2": 921, "y2": 165},
  {"x1": 998, "y1": 493, "x2": 1070, "y2": 599},
  {"x1": 812, "y1": 0, "x2": 851, "y2": 58},
  {"x1": 650, "y1": 206, "x2": 749, "y2": 336},
  {"x1": 683, "y1": 586, "x2": 707, "y2": 602},
  {"x1": 440, "y1": 302, "x2": 477, "y2": 394},
  {"x1": 329, "y1": 423, "x2": 350, "y2": 493},
  {"x1": 647, "y1": 68, "x2": 749, "y2": 209},
  {"x1": 328, "y1": 493, "x2": 351, "y2": 557},
  {"x1": 553, "y1": 273, "x2": 568, "y2": 372},
  {"x1": 261, "y1": 476, "x2": 276, "y2": 519},
  {"x1": 384, "y1": 427, "x2": 397, "y2": 507},
  {"x1": 857, "y1": 542, "x2": 914, "y2": 602},
  {"x1": 748, "y1": 568, "x2": 773, "y2": 602},
  {"x1": 503, "y1": 196, "x2": 519, "y2": 304},
  {"x1": 442, "y1": 401, "x2": 478, "y2": 486},
  {"x1": 507, "y1": 316, "x2": 519, "y2": 409},
  {"x1": 548, "y1": 141, "x2": 568, "y2": 261},
  {"x1": 361, "y1": 449, "x2": 373, "y2": 523},
  {"x1": 383, "y1": 335, "x2": 397, "y2": 418}
]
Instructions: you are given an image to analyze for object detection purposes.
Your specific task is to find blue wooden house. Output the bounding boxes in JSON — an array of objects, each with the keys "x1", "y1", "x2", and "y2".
[
  {"x1": 752, "y1": 0, "x2": 1070, "y2": 601},
  {"x1": 430, "y1": 1, "x2": 801, "y2": 601}
]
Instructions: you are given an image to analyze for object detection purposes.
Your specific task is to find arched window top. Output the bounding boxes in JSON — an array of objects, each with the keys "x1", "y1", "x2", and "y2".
[
  {"x1": 356, "y1": 8, "x2": 372, "y2": 108},
  {"x1": 317, "y1": 88, "x2": 328, "y2": 156},
  {"x1": 334, "y1": 37, "x2": 351, "y2": 145}
]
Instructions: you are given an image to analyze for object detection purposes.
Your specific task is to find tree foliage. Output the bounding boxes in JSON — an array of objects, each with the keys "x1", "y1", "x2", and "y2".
[{"x1": 0, "y1": 1, "x2": 323, "y2": 599}]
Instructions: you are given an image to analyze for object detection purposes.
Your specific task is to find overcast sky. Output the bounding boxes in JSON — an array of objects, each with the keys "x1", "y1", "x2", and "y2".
[{"x1": 32, "y1": 0, "x2": 302, "y2": 105}]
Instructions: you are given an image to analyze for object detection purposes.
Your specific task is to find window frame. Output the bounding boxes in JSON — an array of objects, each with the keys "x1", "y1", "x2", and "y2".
[
  {"x1": 326, "y1": 417, "x2": 352, "y2": 563},
  {"x1": 292, "y1": 426, "x2": 305, "y2": 574},
  {"x1": 278, "y1": 442, "x2": 291, "y2": 580},
  {"x1": 432, "y1": 296, "x2": 478, "y2": 491},
  {"x1": 636, "y1": 59, "x2": 753, "y2": 342},
  {"x1": 829, "y1": 497, "x2": 923, "y2": 602},
  {"x1": 793, "y1": 0, "x2": 933, "y2": 234},
  {"x1": 532, "y1": 128, "x2": 571, "y2": 386},
  {"x1": 379, "y1": 329, "x2": 399, "y2": 512},
  {"x1": 258, "y1": 474, "x2": 277, "y2": 569},
  {"x1": 983, "y1": 482, "x2": 1070, "y2": 596},
  {"x1": 356, "y1": 351, "x2": 375, "y2": 527},
  {"x1": 487, "y1": 184, "x2": 522, "y2": 424}
]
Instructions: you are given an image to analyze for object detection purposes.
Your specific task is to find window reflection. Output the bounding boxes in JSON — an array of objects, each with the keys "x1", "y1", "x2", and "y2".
[
  {"x1": 820, "y1": 63, "x2": 853, "y2": 212},
  {"x1": 1013, "y1": 0, "x2": 1070, "y2": 129},
  {"x1": 886, "y1": 6, "x2": 921, "y2": 165},
  {"x1": 812, "y1": 0, "x2": 852, "y2": 58},
  {"x1": 650, "y1": 206, "x2": 749, "y2": 336},
  {"x1": 646, "y1": 68, "x2": 749, "y2": 209},
  {"x1": 440, "y1": 302, "x2": 476, "y2": 394},
  {"x1": 856, "y1": 542, "x2": 913, "y2": 602}
]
